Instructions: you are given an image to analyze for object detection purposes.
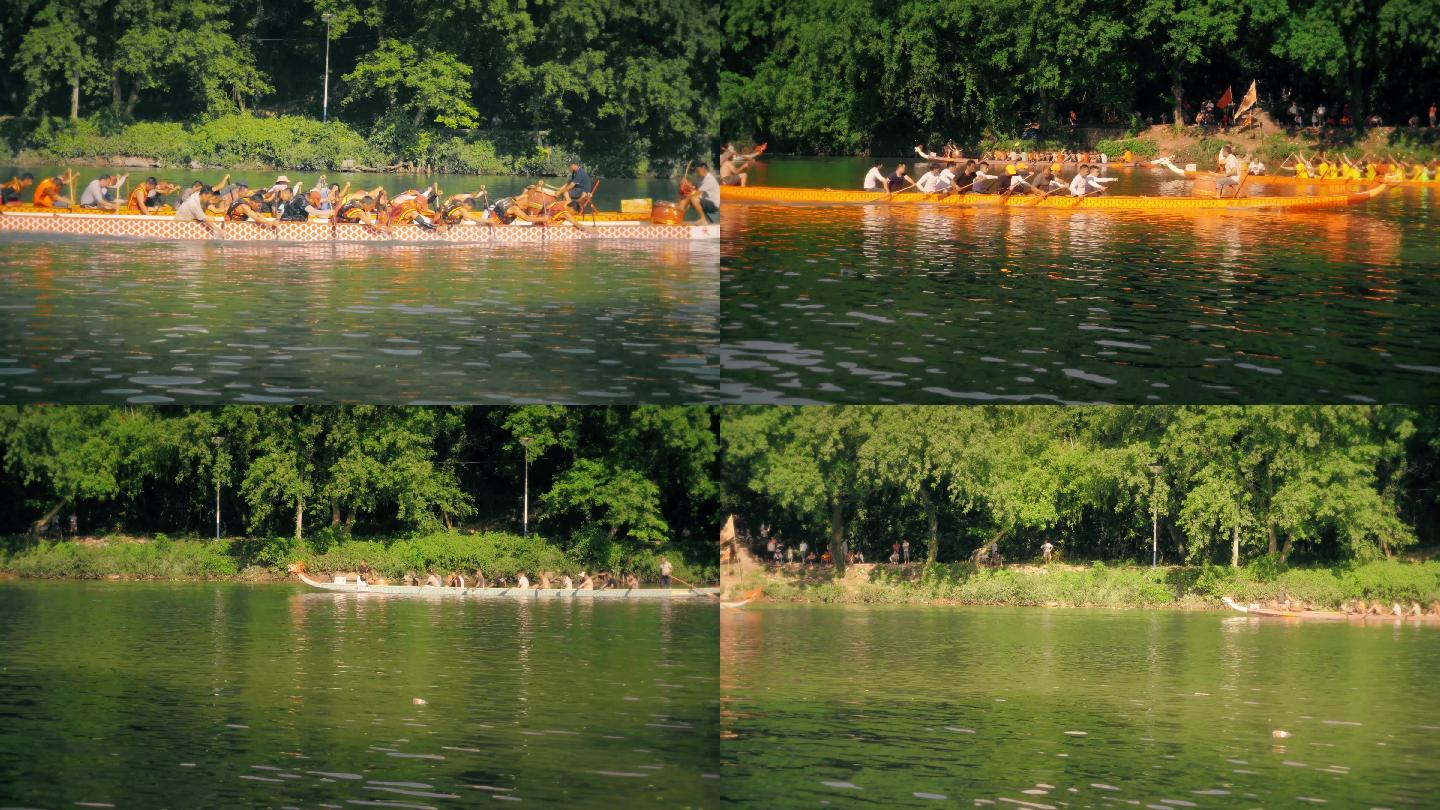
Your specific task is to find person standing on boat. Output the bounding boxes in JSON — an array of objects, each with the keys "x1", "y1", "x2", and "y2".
[
  {"x1": 659, "y1": 556, "x2": 673, "y2": 587},
  {"x1": 863, "y1": 160, "x2": 888, "y2": 191}
]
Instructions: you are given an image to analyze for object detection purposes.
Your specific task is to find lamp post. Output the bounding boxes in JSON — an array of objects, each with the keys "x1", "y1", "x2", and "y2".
[
  {"x1": 1149, "y1": 463, "x2": 1163, "y2": 567},
  {"x1": 520, "y1": 437, "x2": 533, "y2": 538},
  {"x1": 212, "y1": 436, "x2": 226, "y2": 540},
  {"x1": 321, "y1": 13, "x2": 334, "y2": 124}
]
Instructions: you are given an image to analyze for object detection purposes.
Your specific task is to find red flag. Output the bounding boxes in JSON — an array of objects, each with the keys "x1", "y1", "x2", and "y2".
[{"x1": 1218, "y1": 86, "x2": 1233, "y2": 108}]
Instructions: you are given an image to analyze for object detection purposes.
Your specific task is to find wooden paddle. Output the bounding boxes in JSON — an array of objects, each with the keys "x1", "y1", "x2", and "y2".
[{"x1": 670, "y1": 574, "x2": 719, "y2": 600}]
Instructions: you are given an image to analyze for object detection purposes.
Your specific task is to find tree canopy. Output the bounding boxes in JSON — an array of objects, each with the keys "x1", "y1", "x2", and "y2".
[
  {"x1": 0, "y1": 406, "x2": 719, "y2": 569},
  {"x1": 3, "y1": 0, "x2": 720, "y2": 173},
  {"x1": 719, "y1": 0, "x2": 1440, "y2": 152},
  {"x1": 722, "y1": 406, "x2": 1438, "y2": 570}
]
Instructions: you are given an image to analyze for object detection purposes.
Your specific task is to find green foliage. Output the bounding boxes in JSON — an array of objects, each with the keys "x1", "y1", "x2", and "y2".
[
  {"x1": 1094, "y1": 138, "x2": 1161, "y2": 158},
  {"x1": 4, "y1": 537, "x2": 238, "y2": 579}
]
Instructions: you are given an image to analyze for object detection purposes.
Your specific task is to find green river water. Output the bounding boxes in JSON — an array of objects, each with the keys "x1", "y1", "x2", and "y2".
[
  {"x1": 721, "y1": 156, "x2": 1440, "y2": 404},
  {"x1": 721, "y1": 604, "x2": 1440, "y2": 808},
  {"x1": 0, "y1": 582, "x2": 719, "y2": 808},
  {"x1": 0, "y1": 166, "x2": 717, "y2": 404}
]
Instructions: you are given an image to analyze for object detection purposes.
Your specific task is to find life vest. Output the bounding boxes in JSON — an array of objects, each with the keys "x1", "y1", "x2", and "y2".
[
  {"x1": 441, "y1": 200, "x2": 470, "y2": 225},
  {"x1": 487, "y1": 197, "x2": 517, "y2": 224},
  {"x1": 1295, "y1": 164, "x2": 1310, "y2": 179},
  {"x1": 277, "y1": 197, "x2": 309, "y2": 221},
  {"x1": 226, "y1": 199, "x2": 254, "y2": 221},
  {"x1": 34, "y1": 178, "x2": 60, "y2": 206},
  {"x1": 335, "y1": 201, "x2": 368, "y2": 222}
]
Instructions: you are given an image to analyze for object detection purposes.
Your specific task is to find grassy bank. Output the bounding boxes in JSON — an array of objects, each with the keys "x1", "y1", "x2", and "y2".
[
  {"x1": 727, "y1": 559, "x2": 1440, "y2": 610},
  {"x1": 970, "y1": 125, "x2": 1440, "y2": 165},
  {"x1": 0, "y1": 532, "x2": 718, "y2": 585},
  {"x1": 0, "y1": 114, "x2": 572, "y2": 176}
]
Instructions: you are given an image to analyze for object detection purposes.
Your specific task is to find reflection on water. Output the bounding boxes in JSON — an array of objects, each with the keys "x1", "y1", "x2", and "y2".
[
  {"x1": 0, "y1": 582, "x2": 719, "y2": 807},
  {"x1": 721, "y1": 157, "x2": 1440, "y2": 403},
  {"x1": 0, "y1": 237, "x2": 718, "y2": 403},
  {"x1": 721, "y1": 605, "x2": 1440, "y2": 808}
]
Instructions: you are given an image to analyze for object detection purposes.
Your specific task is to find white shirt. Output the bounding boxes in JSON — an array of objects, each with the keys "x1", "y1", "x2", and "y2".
[
  {"x1": 175, "y1": 193, "x2": 208, "y2": 221},
  {"x1": 1086, "y1": 175, "x2": 1116, "y2": 191},
  {"x1": 699, "y1": 173, "x2": 720, "y2": 206},
  {"x1": 863, "y1": 166, "x2": 886, "y2": 191},
  {"x1": 916, "y1": 170, "x2": 942, "y2": 193},
  {"x1": 80, "y1": 179, "x2": 109, "y2": 207},
  {"x1": 938, "y1": 167, "x2": 957, "y2": 188},
  {"x1": 516, "y1": 574, "x2": 530, "y2": 589},
  {"x1": 1222, "y1": 153, "x2": 1242, "y2": 177},
  {"x1": 1248, "y1": 161, "x2": 1265, "y2": 175},
  {"x1": 1009, "y1": 174, "x2": 1031, "y2": 190},
  {"x1": 1069, "y1": 174, "x2": 1090, "y2": 195}
]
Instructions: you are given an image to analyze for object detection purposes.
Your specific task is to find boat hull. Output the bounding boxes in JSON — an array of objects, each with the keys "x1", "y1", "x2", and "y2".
[
  {"x1": 0, "y1": 209, "x2": 717, "y2": 242},
  {"x1": 1183, "y1": 171, "x2": 1437, "y2": 188},
  {"x1": 1224, "y1": 601, "x2": 1439, "y2": 624},
  {"x1": 298, "y1": 572, "x2": 717, "y2": 600},
  {"x1": 721, "y1": 184, "x2": 1387, "y2": 210}
]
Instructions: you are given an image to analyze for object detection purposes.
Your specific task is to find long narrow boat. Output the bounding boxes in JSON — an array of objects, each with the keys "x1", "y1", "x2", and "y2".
[
  {"x1": 0, "y1": 208, "x2": 717, "y2": 242},
  {"x1": 1222, "y1": 596, "x2": 1439, "y2": 624},
  {"x1": 297, "y1": 571, "x2": 719, "y2": 600},
  {"x1": 1184, "y1": 172, "x2": 1439, "y2": 188},
  {"x1": 722, "y1": 184, "x2": 1387, "y2": 211}
]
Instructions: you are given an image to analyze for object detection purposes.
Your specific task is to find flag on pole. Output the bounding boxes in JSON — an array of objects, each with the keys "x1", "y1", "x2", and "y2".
[
  {"x1": 1235, "y1": 81, "x2": 1258, "y2": 117},
  {"x1": 1218, "y1": 86, "x2": 1233, "y2": 108}
]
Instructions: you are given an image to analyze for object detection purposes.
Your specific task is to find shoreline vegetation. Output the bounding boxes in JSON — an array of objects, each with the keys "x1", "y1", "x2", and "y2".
[
  {"x1": 0, "y1": 531, "x2": 717, "y2": 585},
  {"x1": 724, "y1": 558, "x2": 1440, "y2": 611}
]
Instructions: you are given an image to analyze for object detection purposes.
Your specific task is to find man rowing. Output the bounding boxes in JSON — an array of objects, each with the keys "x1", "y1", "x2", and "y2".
[
  {"x1": 1, "y1": 173, "x2": 34, "y2": 204},
  {"x1": 915, "y1": 163, "x2": 947, "y2": 194},
  {"x1": 174, "y1": 185, "x2": 222, "y2": 237},
  {"x1": 556, "y1": 160, "x2": 593, "y2": 209},
  {"x1": 1030, "y1": 163, "x2": 1066, "y2": 195},
  {"x1": 227, "y1": 191, "x2": 277, "y2": 229},
  {"x1": 1214, "y1": 147, "x2": 1244, "y2": 198},
  {"x1": 126, "y1": 177, "x2": 180, "y2": 215},
  {"x1": 720, "y1": 151, "x2": 753, "y2": 187},
  {"x1": 970, "y1": 161, "x2": 1000, "y2": 194},
  {"x1": 886, "y1": 162, "x2": 912, "y2": 192},
  {"x1": 863, "y1": 160, "x2": 887, "y2": 191},
  {"x1": 79, "y1": 173, "x2": 127, "y2": 210},
  {"x1": 335, "y1": 195, "x2": 390, "y2": 232}
]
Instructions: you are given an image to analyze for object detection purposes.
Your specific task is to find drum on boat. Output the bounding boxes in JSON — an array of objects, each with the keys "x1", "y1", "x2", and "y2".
[{"x1": 650, "y1": 200, "x2": 685, "y2": 225}]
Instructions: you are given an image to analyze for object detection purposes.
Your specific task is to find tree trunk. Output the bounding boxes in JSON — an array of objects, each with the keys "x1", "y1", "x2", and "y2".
[
  {"x1": 1267, "y1": 522, "x2": 1278, "y2": 555},
  {"x1": 1230, "y1": 525, "x2": 1240, "y2": 568},
  {"x1": 412, "y1": 108, "x2": 425, "y2": 127},
  {"x1": 1279, "y1": 533, "x2": 1293, "y2": 564},
  {"x1": 331, "y1": 501, "x2": 341, "y2": 526},
  {"x1": 30, "y1": 500, "x2": 66, "y2": 537},
  {"x1": 1348, "y1": 64, "x2": 1365, "y2": 126},
  {"x1": 294, "y1": 495, "x2": 304, "y2": 541},
  {"x1": 922, "y1": 486, "x2": 939, "y2": 564},
  {"x1": 125, "y1": 86, "x2": 139, "y2": 119},
  {"x1": 830, "y1": 496, "x2": 846, "y2": 575},
  {"x1": 1171, "y1": 64, "x2": 1185, "y2": 127},
  {"x1": 70, "y1": 72, "x2": 80, "y2": 121},
  {"x1": 111, "y1": 75, "x2": 121, "y2": 113}
]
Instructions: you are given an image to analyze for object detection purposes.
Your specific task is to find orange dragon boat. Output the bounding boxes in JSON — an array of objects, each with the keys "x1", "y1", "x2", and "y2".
[{"x1": 721, "y1": 183, "x2": 1387, "y2": 211}]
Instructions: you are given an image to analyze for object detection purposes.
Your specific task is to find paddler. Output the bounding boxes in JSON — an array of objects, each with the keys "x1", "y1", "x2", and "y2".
[
  {"x1": 556, "y1": 160, "x2": 594, "y2": 209},
  {"x1": 79, "y1": 172, "x2": 127, "y2": 210},
  {"x1": 692, "y1": 163, "x2": 721, "y2": 222},
  {"x1": 862, "y1": 160, "x2": 888, "y2": 191},
  {"x1": 1, "y1": 173, "x2": 34, "y2": 204},
  {"x1": 226, "y1": 191, "x2": 277, "y2": 228},
  {"x1": 1003, "y1": 164, "x2": 1032, "y2": 194},
  {"x1": 886, "y1": 162, "x2": 911, "y2": 192},
  {"x1": 970, "y1": 161, "x2": 1000, "y2": 194},
  {"x1": 1213, "y1": 148, "x2": 1243, "y2": 198},
  {"x1": 173, "y1": 185, "x2": 221, "y2": 237},
  {"x1": 1030, "y1": 163, "x2": 1065, "y2": 195},
  {"x1": 915, "y1": 163, "x2": 946, "y2": 194},
  {"x1": 126, "y1": 177, "x2": 180, "y2": 215},
  {"x1": 33, "y1": 171, "x2": 78, "y2": 208},
  {"x1": 439, "y1": 190, "x2": 489, "y2": 226},
  {"x1": 720, "y1": 151, "x2": 752, "y2": 187},
  {"x1": 335, "y1": 195, "x2": 390, "y2": 232}
]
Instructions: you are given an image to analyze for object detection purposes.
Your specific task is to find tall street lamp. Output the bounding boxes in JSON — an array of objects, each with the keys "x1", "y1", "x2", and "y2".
[
  {"x1": 520, "y1": 437, "x2": 534, "y2": 538},
  {"x1": 212, "y1": 436, "x2": 226, "y2": 540},
  {"x1": 1149, "y1": 463, "x2": 1164, "y2": 567},
  {"x1": 322, "y1": 13, "x2": 335, "y2": 124}
]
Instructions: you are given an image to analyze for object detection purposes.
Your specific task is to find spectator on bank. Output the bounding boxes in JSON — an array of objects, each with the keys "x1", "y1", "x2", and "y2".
[
  {"x1": 1041, "y1": 540, "x2": 1055, "y2": 564},
  {"x1": 902, "y1": 539, "x2": 911, "y2": 564},
  {"x1": 1430, "y1": 103, "x2": 1437, "y2": 127}
]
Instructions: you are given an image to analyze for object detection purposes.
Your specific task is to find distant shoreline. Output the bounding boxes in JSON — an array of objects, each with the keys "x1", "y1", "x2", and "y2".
[{"x1": 722, "y1": 559, "x2": 1440, "y2": 611}]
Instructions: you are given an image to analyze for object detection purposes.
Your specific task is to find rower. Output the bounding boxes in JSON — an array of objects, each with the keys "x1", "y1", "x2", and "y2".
[
  {"x1": 886, "y1": 162, "x2": 911, "y2": 192},
  {"x1": 79, "y1": 173, "x2": 126, "y2": 210},
  {"x1": 227, "y1": 192, "x2": 276, "y2": 228},
  {"x1": 1085, "y1": 168, "x2": 1118, "y2": 196},
  {"x1": 274, "y1": 185, "x2": 316, "y2": 221},
  {"x1": 915, "y1": 163, "x2": 945, "y2": 194},
  {"x1": 971, "y1": 161, "x2": 999, "y2": 194},
  {"x1": 1004, "y1": 164, "x2": 1032, "y2": 194},
  {"x1": 174, "y1": 185, "x2": 221, "y2": 237},
  {"x1": 335, "y1": 195, "x2": 389, "y2": 232},
  {"x1": 1214, "y1": 148, "x2": 1243, "y2": 198},
  {"x1": 557, "y1": 160, "x2": 593, "y2": 210},
  {"x1": 1246, "y1": 158, "x2": 1266, "y2": 176},
  {"x1": 560, "y1": 573, "x2": 574, "y2": 589},
  {"x1": 1069, "y1": 164, "x2": 1093, "y2": 197},
  {"x1": 863, "y1": 160, "x2": 887, "y2": 191},
  {"x1": 537, "y1": 571, "x2": 552, "y2": 589},
  {"x1": 126, "y1": 177, "x2": 178, "y2": 215},
  {"x1": 424, "y1": 571, "x2": 442, "y2": 587},
  {"x1": 473, "y1": 568, "x2": 486, "y2": 588},
  {"x1": 1, "y1": 173, "x2": 34, "y2": 204},
  {"x1": 1031, "y1": 164, "x2": 1065, "y2": 195},
  {"x1": 516, "y1": 571, "x2": 531, "y2": 589},
  {"x1": 955, "y1": 160, "x2": 979, "y2": 192},
  {"x1": 686, "y1": 163, "x2": 720, "y2": 223},
  {"x1": 623, "y1": 572, "x2": 640, "y2": 589},
  {"x1": 936, "y1": 162, "x2": 959, "y2": 194}
]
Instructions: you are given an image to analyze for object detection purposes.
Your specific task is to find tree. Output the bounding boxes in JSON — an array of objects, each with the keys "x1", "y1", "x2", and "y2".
[
  {"x1": 16, "y1": 1, "x2": 104, "y2": 119},
  {"x1": 343, "y1": 38, "x2": 479, "y2": 129}
]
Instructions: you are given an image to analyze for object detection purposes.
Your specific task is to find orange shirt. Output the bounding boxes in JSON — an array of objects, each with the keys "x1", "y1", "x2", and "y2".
[
  {"x1": 34, "y1": 178, "x2": 60, "y2": 207},
  {"x1": 128, "y1": 185, "x2": 150, "y2": 209}
]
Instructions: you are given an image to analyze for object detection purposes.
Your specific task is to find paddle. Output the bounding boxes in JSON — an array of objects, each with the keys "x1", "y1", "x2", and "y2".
[
  {"x1": 1231, "y1": 164, "x2": 1251, "y2": 199},
  {"x1": 669, "y1": 574, "x2": 719, "y2": 600}
]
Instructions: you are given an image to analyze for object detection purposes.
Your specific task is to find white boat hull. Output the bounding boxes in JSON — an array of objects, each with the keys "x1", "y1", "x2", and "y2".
[{"x1": 297, "y1": 572, "x2": 717, "y2": 600}]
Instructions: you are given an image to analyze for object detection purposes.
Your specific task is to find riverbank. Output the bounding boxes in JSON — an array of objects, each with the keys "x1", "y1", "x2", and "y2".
[
  {"x1": 0, "y1": 114, "x2": 576, "y2": 176},
  {"x1": 0, "y1": 532, "x2": 718, "y2": 585},
  {"x1": 723, "y1": 559, "x2": 1440, "y2": 610}
]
